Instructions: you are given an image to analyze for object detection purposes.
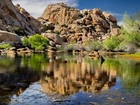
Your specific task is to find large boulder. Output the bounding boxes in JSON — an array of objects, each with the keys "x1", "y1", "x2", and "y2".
[
  {"x1": 0, "y1": 19, "x2": 2, "y2": 26},
  {"x1": 42, "y1": 33, "x2": 63, "y2": 45},
  {"x1": 0, "y1": 0, "x2": 40, "y2": 35},
  {"x1": 42, "y1": 3, "x2": 80, "y2": 25},
  {"x1": 103, "y1": 12, "x2": 117, "y2": 22},
  {"x1": 0, "y1": 30, "x2": 22, "y2": 46}
]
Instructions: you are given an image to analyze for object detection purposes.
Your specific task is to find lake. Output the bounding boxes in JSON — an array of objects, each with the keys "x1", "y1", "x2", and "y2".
[{"x1": 0, "y1": 53, "x2": 140, "y2": 105}]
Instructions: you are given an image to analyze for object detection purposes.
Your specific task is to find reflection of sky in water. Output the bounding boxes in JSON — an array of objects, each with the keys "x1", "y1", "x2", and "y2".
[
  {"x1": 110, "y1": 78, "x2": 121, "y2": 90},
  {"x1": 10, "y1": 83, "x2": 50, "y2": 105}
]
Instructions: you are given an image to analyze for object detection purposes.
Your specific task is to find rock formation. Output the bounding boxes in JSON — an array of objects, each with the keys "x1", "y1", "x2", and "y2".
[
  {"x1": 42, "y1": 3, "x2": 80, "y2": 25},
  {"x1": 0, "y1": 0, "x2": 40, "y2": 35},
  {"x1": 39, "y1": 3, "x2": 120, "y2": 44},
  {"x1": 0, "y1": 30, "x2": 21, "y2": 47}
]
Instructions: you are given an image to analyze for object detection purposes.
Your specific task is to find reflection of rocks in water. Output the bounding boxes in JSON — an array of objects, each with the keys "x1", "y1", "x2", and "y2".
[
  {"x1": 41, "y1": 55, "x2": 117, "y2": 95},
  {"x1": 0, "y1": 67, "x2": 40, "y2": 96},
  {"x1": 0, "y1": 56, "x2": 21, "y2": 73}
]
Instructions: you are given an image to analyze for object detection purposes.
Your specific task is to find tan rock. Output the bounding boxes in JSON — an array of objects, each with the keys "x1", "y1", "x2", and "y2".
[
  {"x1": 110, "y1": 22, "x2": 118, "y2": 28},
  {"x1": 6, "y1": 25, "x2": 13, "y2": 32},
  {"x1": 95, "y1": 25, "x2": 106, "y2": 32},
  {"x1": 103, "y1": 12, "x2": 117, "y2": 22},
  {"x1": 0, "y1": 19, "x2": 2, "y2": 26},
  {"x1": 90, "y1": 14, "x2": 101, "y2": 25},
  {"x1": 92, "y1": 8, "x2": 102, "y2": 16},
  {"x1": 0, "y1": 30, "x2": 21, "y2": 44},
  {"x1": 42, "y1": 3, "x2": 80, "y2": 25},
  {"x1": 100, "y1": 19, "x2": 110, "y2": 29},
  {"x1": 42, "y1": 33, "x2": 63, "y2": 45},
  {"x1": 111, "y1": 28, "x2": 120, "y2": 35}
]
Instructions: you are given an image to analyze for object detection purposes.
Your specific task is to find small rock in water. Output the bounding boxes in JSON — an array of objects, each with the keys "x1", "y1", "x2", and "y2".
[
  {"x1": 121, "y1": 97, "x2": 125, "y2": 100},
  {"x1": 108, "y1": 97, "x2": 113, "y2": 100}
]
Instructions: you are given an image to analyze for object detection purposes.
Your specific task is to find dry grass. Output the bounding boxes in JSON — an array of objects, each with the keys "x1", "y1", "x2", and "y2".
[{"x1": 116, "y1": 53, "x2": 140, "y2": 61}]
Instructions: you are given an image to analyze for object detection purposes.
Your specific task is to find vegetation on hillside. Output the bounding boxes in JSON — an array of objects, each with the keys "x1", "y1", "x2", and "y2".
[
  {"x1": 13, "y1": 27, "x2": 25, "y2": 36},
  {"x1": 0, "y1": 44, "x2": 11, "y2": 49},
  {"x1": 102, "y1": 12, "x2": 140, "y2": 52},
  {"x1": 22, "y1": 34, "x2": 49, "y2": 51}
]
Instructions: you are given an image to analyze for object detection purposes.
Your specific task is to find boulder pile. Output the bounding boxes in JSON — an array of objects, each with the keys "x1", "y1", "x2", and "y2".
[{"x1": 39, "y1": 3, "x2": 120, "y2": 44}]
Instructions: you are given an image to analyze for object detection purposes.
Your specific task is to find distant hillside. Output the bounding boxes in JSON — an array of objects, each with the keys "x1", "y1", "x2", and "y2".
[{"x1": 0, "y1": 0, "x2": 40, "y2": 35}]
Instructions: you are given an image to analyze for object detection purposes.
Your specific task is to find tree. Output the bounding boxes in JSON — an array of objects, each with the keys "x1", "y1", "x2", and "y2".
[
  {"x1": 119, "y1": 12, "x2": 140, "y2": 50},
  {"x1": 22, "y1": 34, "x2": 49, "y2": 50}
]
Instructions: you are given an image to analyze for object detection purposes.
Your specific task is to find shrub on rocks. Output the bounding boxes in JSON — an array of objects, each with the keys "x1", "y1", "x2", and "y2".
[{"x1": 22, "y1": 34, "x2": 49, "y2": 51}]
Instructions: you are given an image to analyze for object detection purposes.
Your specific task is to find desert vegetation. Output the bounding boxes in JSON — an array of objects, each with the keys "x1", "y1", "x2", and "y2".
[{"x1": 22, "y1": 34, "x2": 49, "y2": 51}]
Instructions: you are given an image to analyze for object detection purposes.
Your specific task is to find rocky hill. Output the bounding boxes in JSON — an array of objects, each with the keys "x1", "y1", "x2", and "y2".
[
  {"x1": 39, "y1": 3, "x2": 120, "y2": 43},
  {"x1": 0, "y1": 0, "x2": 40, "y2": 35}
]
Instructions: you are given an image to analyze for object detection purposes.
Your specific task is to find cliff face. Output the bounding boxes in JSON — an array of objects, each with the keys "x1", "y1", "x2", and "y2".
[
  {"x1": 0, "y1": 0, "x2": 40, "y2": 35},
  {"x1": 40, "y1": 3, "x2": 120, "y2": 43}
]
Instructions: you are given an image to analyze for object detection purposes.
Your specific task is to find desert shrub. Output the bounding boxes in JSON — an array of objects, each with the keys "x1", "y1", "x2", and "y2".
[
  {"x1": 103, "y1": 36, "x2": 122, "y2": 51},
  {"x1": 45, "y1": 24, "x2": 54, "y2": 30},
  {"x1": 83, "y1": 40, "x2": 102, "y2": 51},
  {"x1": 53, "y1": 30, "x2": 60, "y2": 34},
  {"x1": 13, "y1": 27, "x2": 25, "y2": 36},
  {"x1": 65, "y1": 40, "x2": 76, "y2": 52},
  {"x1": 118, "y1": 12, "x2": 140, "y2": 51},
  {"x1": 22, "y1": 38, "x2": 29, "y2": 47},
  {"x1": 61, "y1": 24, "x2": 68, "y2": 28},
  {"x1": 0, "y1": 44, "x2": 11, "y2": 49},
  {"x1": 84, "y1": 11, "x2": 88, "y2": 15},
  {"x1": 22, "y1": 34, "x2": 49, "y2": 50}
]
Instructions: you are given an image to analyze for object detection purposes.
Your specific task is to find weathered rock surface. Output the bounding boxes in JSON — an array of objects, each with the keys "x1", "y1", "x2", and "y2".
[
  {"x1": 42, "y1": 33, "x2": 63, "y2": 45},
  {"x1": 42, "y1": 3, "x2": 80, "y2": 25},
  {"x1": 0, "y1": 0, "x2": 40, "y2": 35},
  {"x1": 0, "y1": 30, "x2": 21, "y2": 46},
  {"x1": 39, "y1": 3, "x2": 120, "y2": 44}
]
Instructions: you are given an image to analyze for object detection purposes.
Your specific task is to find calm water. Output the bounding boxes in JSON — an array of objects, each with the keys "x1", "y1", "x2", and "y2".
[{"x1": 0, "y1": 53, "x2": 140, "y2": 105}]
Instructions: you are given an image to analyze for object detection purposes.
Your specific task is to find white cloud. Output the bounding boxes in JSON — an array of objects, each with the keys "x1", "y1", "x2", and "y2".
[
  {"x1": 12, "y1": 0, "x2": 78, "y2": 18},
  {"x1": 106, "y1": 11, "x2": 123, "y2": 17}
]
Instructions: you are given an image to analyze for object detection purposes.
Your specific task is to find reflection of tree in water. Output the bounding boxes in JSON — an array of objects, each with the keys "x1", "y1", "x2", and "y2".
[
  {"x1": 41, "y1": 54, "x2": 117, "y2": 95},
  {"x1": 0, "y1": 55, "x2": 41, "y2": 104},
  {"x1": 102, "y1": 57, "x2": 140, "y2": 92}
]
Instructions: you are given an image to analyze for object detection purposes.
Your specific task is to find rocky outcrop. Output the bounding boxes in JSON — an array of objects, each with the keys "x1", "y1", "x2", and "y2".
[
  {"x1": 42, "y1": 3, "x2": 80, "y2": 25},
  {"x1": 0, "y1": 30, "x2": 21, "y2": 47},
  {"x1": 42, "y1": 33, "x2": 63, "y2": 45},
  {"x1": 0, "y1": 0, "x2": 40, "y2": 35},
  {"x1": 39, "y1": 3, "x2": 120, "y2": 44}
]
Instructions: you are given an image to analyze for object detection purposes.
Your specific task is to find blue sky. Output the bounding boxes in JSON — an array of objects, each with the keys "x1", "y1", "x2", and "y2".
[
  {"x1": 12, "y1": 0, "x2": 140, "y2": 24},
  {"x1": 77, "y1": 0, "x2": 140, "y2": 23}
]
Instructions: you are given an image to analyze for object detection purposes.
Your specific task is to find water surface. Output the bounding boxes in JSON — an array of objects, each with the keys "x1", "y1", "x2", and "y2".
[{"x1": 0, "y1": 53, "x2": 140, "y2": 105}]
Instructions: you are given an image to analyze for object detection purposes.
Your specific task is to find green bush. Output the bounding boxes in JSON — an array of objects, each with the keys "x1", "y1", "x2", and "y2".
[
  {"x1": 22, "y1": 38, "x2": 29, "y2": 47},
  {"x1": 83, "y1": 40, "x2": 102, "y2": 51},
  {"x1": 13, "y1": 27, "x2": 25, "y2": 36},
  {"x1": 64, "y1": 40, "x2": 76, "y2": 52},
  {"x1": 0, "y1": 44, "x2": 11, "y2": 49},
  {"x1": 102, "y1": 12, "x2": 140, "y2": 51},
  {"x1": 103, "y1": 36, "x2": 122, "y2": 51},
  {"x1": 22, "y1": 34, "x2": 49, "y2": 50},
  {"x1": 84, "y1": 11, "x2": 88, "y2": 15}
]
